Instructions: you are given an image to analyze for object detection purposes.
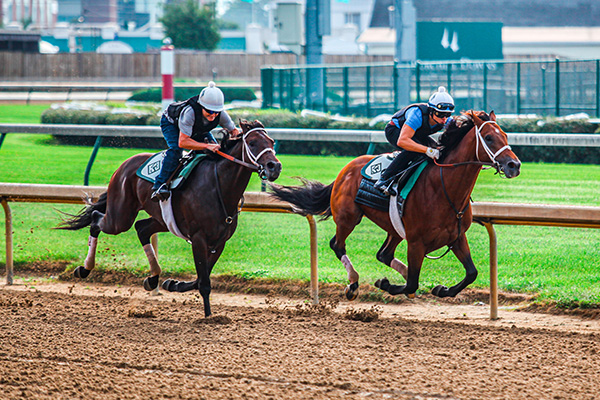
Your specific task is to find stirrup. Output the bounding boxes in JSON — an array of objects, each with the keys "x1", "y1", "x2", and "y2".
[
  {"x1": 374, "y1": 179, "x2": 397, "y2": 197},
  {"x1": 151, "y1": 184, "x2": 171, "y2": 202}
]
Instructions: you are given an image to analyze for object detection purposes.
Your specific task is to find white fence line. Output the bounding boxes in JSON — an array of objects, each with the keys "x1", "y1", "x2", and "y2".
[{"x1": 1, "y1": 123, "x2": 600, "y2": 146}]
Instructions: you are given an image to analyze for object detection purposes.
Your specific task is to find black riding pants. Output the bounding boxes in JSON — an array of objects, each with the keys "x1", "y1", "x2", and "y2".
[{"x1": 381, "y1": 122, "x2": 422, "y2": 181}]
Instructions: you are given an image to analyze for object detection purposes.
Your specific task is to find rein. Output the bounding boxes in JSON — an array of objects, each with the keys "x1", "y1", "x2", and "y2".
[{"x1": 215, "y1": 149, "x2": 257, "y2": 170}]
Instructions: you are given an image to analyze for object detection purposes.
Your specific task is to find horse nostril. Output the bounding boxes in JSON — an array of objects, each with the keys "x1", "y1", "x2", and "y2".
[{"x1": 267, "y1": 161, "x2": 281, "y2": 173}]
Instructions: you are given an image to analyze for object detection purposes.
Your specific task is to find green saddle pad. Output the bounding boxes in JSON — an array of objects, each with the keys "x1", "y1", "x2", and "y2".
[{"x1": 136, "y1": 151, "x2": 208, "y2": 190}]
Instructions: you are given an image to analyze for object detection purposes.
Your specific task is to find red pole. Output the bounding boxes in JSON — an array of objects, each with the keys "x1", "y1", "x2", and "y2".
[{"x1": 161, "y1": 38, "x2": 175, "y2": 110}]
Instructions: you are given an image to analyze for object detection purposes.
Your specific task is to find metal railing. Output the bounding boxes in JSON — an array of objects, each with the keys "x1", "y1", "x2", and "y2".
[
  {"x1": 1, "y1": 123, "x2": 599, "y2": 186},
  {"x1": 2, "y1": 183, "x2": 600, "y2": 319},
  {"x1": 261, "y1": 58, "x2": 600, "y2": 118}
]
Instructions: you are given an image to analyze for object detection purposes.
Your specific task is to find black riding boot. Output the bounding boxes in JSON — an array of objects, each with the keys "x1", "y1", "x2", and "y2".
[
  {"x1": 151, "y1": 149, "x2": 182, "y2": 202},
  {"x1": 374, "y1": 153, "x2": 410, "y2": 196}
]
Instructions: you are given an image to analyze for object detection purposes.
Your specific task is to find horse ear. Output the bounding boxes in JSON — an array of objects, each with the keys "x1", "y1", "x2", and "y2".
[
  {"x1": 468, "y1": 110, "x2": 483, "y2": 125},
  {"x1": 253, "y1": 120, "x2": 265, "y2": 128},
  {"x1": 489, "y1": 110, "x2": 497, "y2": 121},
  {"x1": 239, "y1": 119, "x2": 249, "y2": 133}
]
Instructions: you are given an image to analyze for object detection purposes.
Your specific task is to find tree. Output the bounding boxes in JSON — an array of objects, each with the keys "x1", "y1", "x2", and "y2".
[{"x1": 160, "y1": 0, "x2": 220, "y2": 51}]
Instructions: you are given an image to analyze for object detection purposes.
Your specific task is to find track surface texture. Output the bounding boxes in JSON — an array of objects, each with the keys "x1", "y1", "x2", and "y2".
[{"x1": 1, "y1": 277, "x2": 599, "y2": 400}]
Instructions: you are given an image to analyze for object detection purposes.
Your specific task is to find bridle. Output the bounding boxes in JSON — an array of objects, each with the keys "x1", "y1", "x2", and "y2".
[
  {"x1": 215, "y1": 127, "x2": 277, "y2": 180},
  {"x1": 474, "y1": 120, "x2": 512, "y2": 173},
  {"x1": 434, "y1": 119, "x2": 511, "y2": 176},
  {"x1": 210, "y1": 127, "x2": 277, "y2": 252},
  {"x1": 427, "y1": 118, "x2": 512, "y2": 260}
]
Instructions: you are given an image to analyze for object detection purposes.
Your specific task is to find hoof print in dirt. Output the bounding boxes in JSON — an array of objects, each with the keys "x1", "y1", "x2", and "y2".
[
  {"x1": 344, "y1": 306, "x2": 382, "y2": 322},
  {"x1": 196, "y1": 315, "x2": 232, "y2": 325}
]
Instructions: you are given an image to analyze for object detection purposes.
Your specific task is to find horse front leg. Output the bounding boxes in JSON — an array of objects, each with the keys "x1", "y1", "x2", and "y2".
[
  {"x1": 431, "y1": 234, "x2": 478, "y2": 298},
  {"x1": 376, "y1": 241, "x2": 424, "y2": 296},
  {"x1": 73, "y1": 210, "x2": 104, "y2": 279},
  {"x1": 191, "y1": 236, "x2": 225, "y2": 318}
]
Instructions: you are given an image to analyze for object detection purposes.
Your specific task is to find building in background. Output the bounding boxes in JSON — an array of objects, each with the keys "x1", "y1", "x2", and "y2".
[{"x1": 2, "y1": 0, "x2": 600, "y2": 57}]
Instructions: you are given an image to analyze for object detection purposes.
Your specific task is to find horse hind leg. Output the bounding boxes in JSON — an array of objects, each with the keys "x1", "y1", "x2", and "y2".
[
  {"x1": 73, "y1": 210, "x2": 104, "y2": 279},
  {"x1": 376, "y1": 234, "x2": 407, "y2": 280},
  {"x1": 374, "y1": 234, "x2": 418, "y2": 299},
  {"x1": 376, "y1": 242, "x2": 425, "y2": 296},
  {"x1": 330, "y1": 236, "x2": 360, "y2": 301},
  {"x1": 162, "y1": 278, "x2": 199, "y2": 293},
  {"x1": 135, "y1": 218, "x2": 168, "y2": 291}
]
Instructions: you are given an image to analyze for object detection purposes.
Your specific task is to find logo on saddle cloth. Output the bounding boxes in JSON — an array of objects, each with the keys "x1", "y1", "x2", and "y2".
[
  {"x1": 136, "y1": 150, "x2": 208, "y2": 190},
  {"x1": 355, "y1": 154, "x2": 428, "y2": 212}
]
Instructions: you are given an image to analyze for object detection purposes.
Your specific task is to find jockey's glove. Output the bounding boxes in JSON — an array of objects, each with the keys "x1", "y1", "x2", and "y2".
[{"x1": 425, "y1": 147, "x2": 440, "y2": 160}]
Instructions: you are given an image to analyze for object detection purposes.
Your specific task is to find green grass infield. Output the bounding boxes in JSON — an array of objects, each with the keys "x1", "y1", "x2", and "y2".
[{"x1": 0, "y1": 104, "x2": 599, "y2": 308}]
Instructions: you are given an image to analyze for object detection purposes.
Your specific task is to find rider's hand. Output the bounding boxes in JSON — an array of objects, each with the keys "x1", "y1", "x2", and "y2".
[
  {"x1": 206, "y1": 143, "x2": 221, "y2": 153},
  {"x1": 229, "y1": 128, "x2": 240, "y2": 138},
  {"x1": 425, "y1": 147, "x2": 440, "y2": 160}
]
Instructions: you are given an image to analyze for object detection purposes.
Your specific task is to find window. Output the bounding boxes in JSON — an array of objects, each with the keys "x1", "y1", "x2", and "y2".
[{"x1": 344, "y1": 13, "x2": 361, "y2": 29}]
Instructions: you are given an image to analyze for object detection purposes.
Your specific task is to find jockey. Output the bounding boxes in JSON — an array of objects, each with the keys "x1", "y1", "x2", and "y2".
[
  {"x1": 151, "y1": 81, "x2": 240, "y2": 202},
  {"x1": 374, "y1": 86, "x2": 455, "y2": 196}
]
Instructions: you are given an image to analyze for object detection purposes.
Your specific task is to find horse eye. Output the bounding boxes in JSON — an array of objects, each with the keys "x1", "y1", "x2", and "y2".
[{"x1": 484, "y1": 135, "x2": 493, "y2": 143}]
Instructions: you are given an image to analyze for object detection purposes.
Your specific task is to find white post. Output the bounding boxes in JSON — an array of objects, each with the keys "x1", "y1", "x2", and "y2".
[{"x1": 161, "y1": 38, "x2": 175, "y2": 111}]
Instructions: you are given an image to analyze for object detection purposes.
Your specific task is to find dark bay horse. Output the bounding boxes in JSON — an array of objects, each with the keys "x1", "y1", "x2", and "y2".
[
  {"x1": 270, "y1": 111, "x2": 520, "y2": 300},
  {"x1": 59, "y1": 120, "x2": 281, "y2": 317}
]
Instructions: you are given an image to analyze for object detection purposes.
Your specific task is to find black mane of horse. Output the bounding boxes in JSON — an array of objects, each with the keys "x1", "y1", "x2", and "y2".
[{"x1": 438, "y1": 111, "x2": 491, "y2": 161}]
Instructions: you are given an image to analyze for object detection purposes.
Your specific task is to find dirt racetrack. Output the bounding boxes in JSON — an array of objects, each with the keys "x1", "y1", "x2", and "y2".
[{"x1": 1, "y1": 276, "x2": 599, "y2": 400}]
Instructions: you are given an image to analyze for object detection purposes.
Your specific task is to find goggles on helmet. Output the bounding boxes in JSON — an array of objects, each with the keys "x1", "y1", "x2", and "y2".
[{"x1": 430, "y1": 102, "x2": 455, "y2": 112}]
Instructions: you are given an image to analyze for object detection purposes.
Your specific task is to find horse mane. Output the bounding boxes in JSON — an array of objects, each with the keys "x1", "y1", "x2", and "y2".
[
  {"x1": 220, "y1": 119, "x2": 266, "y2": 152},
  {"x1": 438, "y1": 110, "x2": 490, "y2": 160}
]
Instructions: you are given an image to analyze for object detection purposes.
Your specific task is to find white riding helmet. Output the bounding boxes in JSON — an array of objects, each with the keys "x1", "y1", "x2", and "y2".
[
  {"x1": 198, "y1": 81, "x2": 224, "y2": 112},
  {"x1": 428, "y1": 86, "x2": 455, "y2": 114}
]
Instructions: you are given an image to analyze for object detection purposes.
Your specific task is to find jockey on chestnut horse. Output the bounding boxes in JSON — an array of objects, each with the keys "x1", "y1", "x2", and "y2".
[{"x1": 270, "y1": 110, "x2": 520, "y2": 301}]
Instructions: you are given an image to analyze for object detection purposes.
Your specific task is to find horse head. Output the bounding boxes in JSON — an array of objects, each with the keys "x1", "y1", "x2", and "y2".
[
  {"x1": 441, "y1": 111, "x2": 521, "y2": 178},
  {"x1": 468, "y1": 110, "x2": 521, "y2": 178},
  {"x1": 224, "y1": 120, "x2": 281, "y2": 181}
]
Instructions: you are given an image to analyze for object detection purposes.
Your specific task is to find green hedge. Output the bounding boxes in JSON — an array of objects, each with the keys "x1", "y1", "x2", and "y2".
[
  {"x1": 40, "y1": 107, "x2": 600, "y2": 162},
  {"x1": 128, "y1": 87, "x2": 257, "y2": 102},
  {"x1": 498, "y1": 118, "x2": 600, "y2": 164}
]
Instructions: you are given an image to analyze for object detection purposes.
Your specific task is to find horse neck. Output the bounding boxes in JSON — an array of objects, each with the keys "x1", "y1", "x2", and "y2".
[
  {"x1": 437, "y1": 127, "x2": 482, "y2": 206},
  {"x1": 217, "y1": 143, "x2": 254, "y2": 207}
]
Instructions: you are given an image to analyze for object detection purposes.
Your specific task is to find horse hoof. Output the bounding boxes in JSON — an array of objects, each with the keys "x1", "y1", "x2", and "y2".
[
  {"x1": 374, "y1": 277, "x2": 390, "y2": 291},
  {"x1": 432, "y1": 285, "x2": 448, "y2": 297},
  {"x1": 406, "y1": 293, "x2": 416, "y2": 299},
  {"x1": 143, "y1": 275, "x2": 159, "y2": 291},
  {"x1": 344, "y1": 282, "x2": 359, "y2": 301},
  {"x1": 73, "y1": 266, "x2": 90, "y2": 279},
  {"x1": 161, "y1": 279, "x2": 177, "y2": 292}
]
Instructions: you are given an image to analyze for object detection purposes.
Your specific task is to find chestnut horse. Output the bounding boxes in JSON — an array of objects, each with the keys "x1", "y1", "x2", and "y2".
[
  {"x1": 270, "y1": 111, "x2": 520, "y2": 300},
  {"x1": 59, "y1": 120, "x2": 281, "y2": 317}
]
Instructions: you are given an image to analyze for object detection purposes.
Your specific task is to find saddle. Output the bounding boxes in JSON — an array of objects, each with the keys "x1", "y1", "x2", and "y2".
[
  {"x1": 355, "y1": 154, "x2": 428, "y2": 213},
  {"x1": 136, "y1": 150, "x2": 208, "y2": 190}
]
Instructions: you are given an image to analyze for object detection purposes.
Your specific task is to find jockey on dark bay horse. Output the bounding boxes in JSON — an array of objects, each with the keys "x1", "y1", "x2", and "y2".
[
  {"x1": 151, "y1": 81, "x2": 240, "y2": 202},
  {"x1": 374, "y1": 86, "x2": 455, "y2": 198}
]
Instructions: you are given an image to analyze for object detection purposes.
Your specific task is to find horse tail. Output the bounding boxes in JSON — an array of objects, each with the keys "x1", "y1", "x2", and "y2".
[
  {"x1": 56, "y1": 191, "x2": 108, "y2": 230},
  {"x1": 269, "y1": 179, "x2": 333, "y2": 219}
]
